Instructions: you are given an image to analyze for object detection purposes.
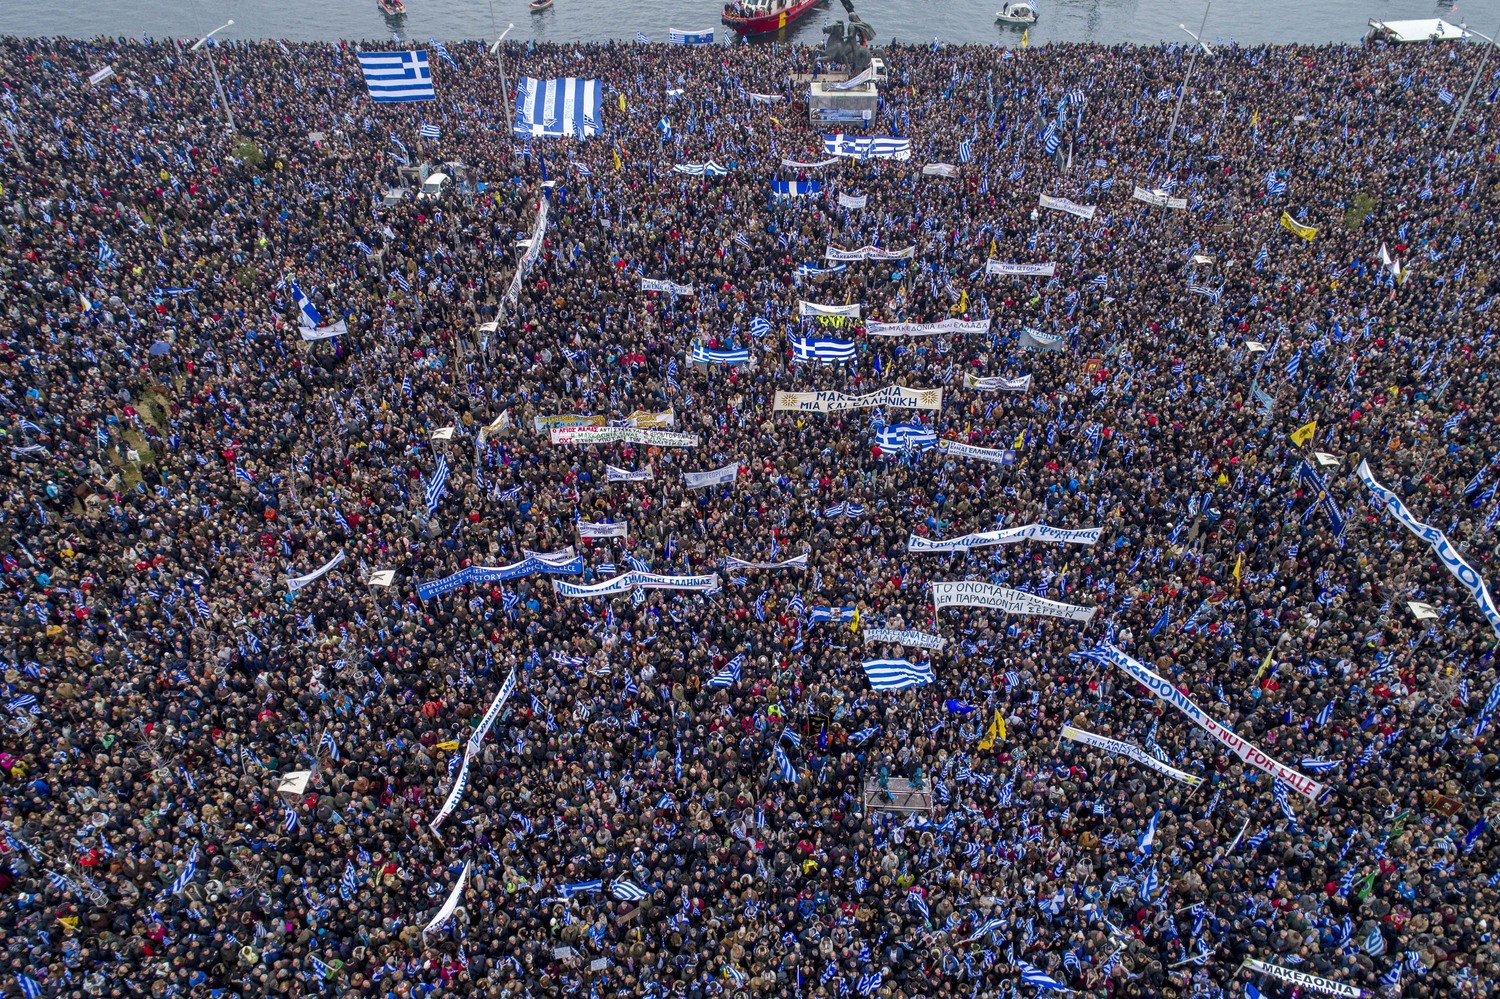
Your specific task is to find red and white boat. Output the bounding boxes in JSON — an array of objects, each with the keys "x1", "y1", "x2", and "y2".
[
  {"x1": 377, "y1": 0, "x2": 406, "y2": 15},
  {"x1": 722, "y1": 0, "x2": 822, "y2": 36}
]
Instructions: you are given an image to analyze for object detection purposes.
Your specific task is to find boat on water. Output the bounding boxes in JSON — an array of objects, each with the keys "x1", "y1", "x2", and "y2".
[
  {"x1": 995, "y1": 1, "x2": 1038, "y2": 25},
  {"x1": 377, "y1": 0, "x2": 406, "y2": 15},
  {"x1": 530, "y1": 0, "x2": 554, "y2": 11},
  {"x1": 722, "y1": 0, "x2": 822, "y2": 37}
]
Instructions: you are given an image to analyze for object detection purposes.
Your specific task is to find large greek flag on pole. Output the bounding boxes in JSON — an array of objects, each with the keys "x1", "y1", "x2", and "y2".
[
  {"x1": 862, "y1": 659, "x2": 936, "y2": 691},
  {"x1": 358, "y1": 51, "x2": 436, "y2": 102},
  {"x1": 668, "y1": 28, "x2": 715, "y2": 44},
  {"x1": 513, "y1": 77, "x2": 604, "y2": 139},
  {"x1": 791, "y1": 336, "x2": 856, "y2": 363}
]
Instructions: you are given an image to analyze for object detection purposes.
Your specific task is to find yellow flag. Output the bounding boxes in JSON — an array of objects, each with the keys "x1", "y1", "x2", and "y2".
[
  {"x1": 1232, "y1": 552, "x2": 1243, "y2": 587},
  {"x1": 1012, "y1": 431, "x2": 1025, "y2": 449},
  {"x1": 1280, "y1": 211, "x2": 1317, "y2": 241},
  {"x1": 1216, "y1": 472, "x2": 1229, "y2": 485},
  {"x1": 613, "y1": 149, "x2": 622, "y2": 172},
  {"x1": 989, "y1": 237, "x2": 998, "y2": 258},
  {"x1": 978, "y1": 710, "x2": 1005, "y2": 750},
  {"x1": 849, "y1": 606, "x2": 861, "y2": 633},
  {"x1": 1290, "y1": 420, "x2": 1317, "y2": 447},
  {"x1": 618, "y1": 92, "x2": 626, "y2": 112},
  {"x1": 1257, "y1": 645, "x2": 1275, "y2": 680},
  {"x1": 770, "y1": 116, "x2": 780, "y2": 127},
  {"x1": 1020, "y1": 28, "x2": 1029, "y2": 48},
  {"x1": 958, "y1": 289, "x2": 968, "y2": 313},
  {"x1": 1250, "y1": 110, "x2": 1259, "y2": 127}
]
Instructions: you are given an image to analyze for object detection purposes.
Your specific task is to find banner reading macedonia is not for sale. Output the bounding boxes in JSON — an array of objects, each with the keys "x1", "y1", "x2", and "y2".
[
  {"x1": 1090, "y1": 643, "x2": 1327, "y2": 801},
  {"x1": 774, "y1": 386, "x2": 942, "y2": 412}
]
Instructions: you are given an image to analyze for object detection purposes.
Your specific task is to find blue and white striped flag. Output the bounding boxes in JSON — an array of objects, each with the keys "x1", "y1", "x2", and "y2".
[
  {"x1": 609, "y1": 878, "x2": 649, "y2": 901},
  {"x1": 774, "y1": 745, "x2": 798, "y2": 782},
  {"x1": 16, "y1": 976, "x2": 42, "y2": 999},
  {"x1": 790, "y1": 336, "x2": 856, "y2": 363},
  {"x1": 958, "y1": 137, "x2": 973, "y2": 164},
  {"x1": 707, "y1": 654, "x2": 744, "y2": 688},
  {"x1": 559, "y1": 879, "x2": 604, "y2": 898},
  {"x1": 420, "y1": 122, "x2": 441, "y2": 139},
  {"x1": 1316, "y1": 700, "x2": 1335, "y2": 726},
  {"x1": 636, "y1": 32, "x2": 649, "y2": 43},
  {"x1": 163, "y1": 843, "x2": 200, "y2": 896},
  {"x1": 861, "y1": 658, "x2": 936, "y2": 691},
  {"x1": 97, "y1": 237, "x2": 116, "y2": 267},
  {"x1": 357, "y1": 50, "x2": 436, "y2": 102},
  {"x1": 425, "y1": 455, "x2": 449, "y2": 513},
  {"x1": 1018, "y1": 960, "x2": 1074, "y2": 992}
]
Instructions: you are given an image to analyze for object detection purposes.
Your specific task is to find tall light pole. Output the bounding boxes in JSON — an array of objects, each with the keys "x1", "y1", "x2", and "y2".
[
  {"x1": 491, "y1": 22, "x2": 516, "y2": 135},
  {"x1": 190, "y1": 20, "x2": 235, "y2": 133},
  {"x1": 1447, "y1": 22, "x2": 1500, "y2": 141},
  {"x1": 1164, "y1": 2, "x2": 1211, "y2": 171}
]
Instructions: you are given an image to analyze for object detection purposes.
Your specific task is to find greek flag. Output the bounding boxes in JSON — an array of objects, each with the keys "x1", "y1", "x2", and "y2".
[
  {"x1": 750, "y1": 317, "x2": 772, "y2": 338},
  {"x1": 289, "y1": 281, "x2": 325, "y2": 329},
  {"x1": 1285, "y1": 350, "x2": 1301, "y2": 377},
  {"x1": 513, "y1": 77, "x2": 604, "y2": 139},
  {"x1": 958, "y1": 137, "x2": 973, "y2": 164},
  {"x1": 672, "y1": 160, "x2": 729, "y2": 176},
  {"x1": 856, "y1": 971, "x2": 883, "y2": 995},
  {"x1": 691, "y1": 344, "x2": 749, "y2": 365},
  {"x1": 636, "y1": 32, "x2": 649, "y2": 43},
  {"x1": 97, "y1": 237, "x2": 117, "y2": 267},
  {"x1": 908, "y1": 888, "x2": 930, "y2": 918},
  {"x1": 609, "y1": 878, "x2": 649, "y2": 901},
  {"x1": 668, "y1": 28, "x2": 714, "y2": 44},
  {"x1": 1018, "y1": 961, "x2": 1073, "y2": 992},
  {"x1": 876, "y1": 424, "x2": 937, "y2": 453},
  {"x1": 1265, "y1": 170, "x2": 1286, "y2": 196},
  {"x1": 850, "y1": 725, "x2": 880, "y2": 745},
  {"x1": 862, "y1": 658, "x2": 936, "y2": 691},
  {"x1": 1316, "y1": 700, "x2": 1335, "y2": 726},
  {"x1": 420, "y1": 123, "x2": 441, "y2": 139},
  {"x1": 1138, "y1": 809, "x2": 1159, "y2": 855},
  {"x1": 1041, "y1": 122, "x2": 1060, "y2": 155},
  {"x1": 358, "y1": 51, "x2": 436, "y2": 102},
  {"x1": 707, "y1": 654, "x2": 744, "y2": 688},
  {"x1": 775, "y1": 745, "x2": 798, "y2": 782},
  {"x1": 559, "y1": 879, "x2": 604, "y2": 899},
  {"x1": 163, "y1": 843, "x2": 200, "y2": 896},
  {"x1": 1364, "y1": 925, "x2": 1386, "y2": 956},
  {"x1": 339, "y1": 861, "x2": 358, "y2": 900},
  {"x1": 791, "y1": 336, "x2": 856, "y2": 363},
  {"x1": 1438, "y1": 87, "x2": 1455, "y2": 104},
  {"x1": 1254, "y1": 244, "x2": 1268, "y2": 270},
  {"x1": 16, "y1": 976, "x2": 42, "y2": 999},
  {"x1": 1139, "y1": 864, "x2": 1160, "y2": 901},
  {"x1": 425, "y1": 455, "x2": 449, "y2": 513}
]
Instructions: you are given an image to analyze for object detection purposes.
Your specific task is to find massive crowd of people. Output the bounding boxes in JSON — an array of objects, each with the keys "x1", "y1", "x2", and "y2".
[{"x1": 0, "y1": 24, "x2": 1498, "y2": 999}]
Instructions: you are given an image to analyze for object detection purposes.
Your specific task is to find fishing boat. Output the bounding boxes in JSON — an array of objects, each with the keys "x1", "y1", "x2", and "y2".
[
  {"x1": 530, "y1": 0, "x2": 554, "y2": 11},
  {"x1": 377, "y1": 0, "x2": 406, "y2": 15},
  {"x1": 722, "y1": 0, "x2": 822, "y2": 37},
  {"x1": 995, "y1": 1, "x2": 1037, "y2": 25}
]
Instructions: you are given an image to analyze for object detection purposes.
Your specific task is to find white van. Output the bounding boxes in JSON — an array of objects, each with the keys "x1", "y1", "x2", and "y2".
[
  {"x1": 418, "y1": 172, "x2": 451, "y2": 201},
  {"x1": 870, "y1": 58, "x2": 888, "y2": 85}
]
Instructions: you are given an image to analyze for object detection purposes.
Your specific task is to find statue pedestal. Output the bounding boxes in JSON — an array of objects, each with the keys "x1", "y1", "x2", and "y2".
[{"x1": 809, "y1": 79, "x2": 879, "y2": 128}]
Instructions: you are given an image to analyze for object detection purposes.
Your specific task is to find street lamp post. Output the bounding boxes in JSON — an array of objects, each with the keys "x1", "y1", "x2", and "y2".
[
  {"x1": 1164, "y1": 3, "x2": 1212, "y2": 171},
  {"x1": 491, "y1": 22, "x2": 517, "y2": 135},
  {"x1": 190, "y1": 20, "x2": 236, "y2": 133},
  {"x1": 1447, "y1": 22, "x2": 1500, "y2": 141}
]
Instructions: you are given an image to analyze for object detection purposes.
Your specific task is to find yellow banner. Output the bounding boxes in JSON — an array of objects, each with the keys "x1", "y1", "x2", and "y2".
[
  {"x1": 533, "y1": 414, "x2": 604, "y2": 434},
  {"x1": 1280, "y1": 211, "x2": 1317, "y2": 241},
  {"x1": 1290, "y1": 420, "x2": 1317, "y2": 447}
]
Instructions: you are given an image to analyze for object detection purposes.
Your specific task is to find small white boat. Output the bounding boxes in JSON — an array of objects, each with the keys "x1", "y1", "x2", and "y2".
[
  {"x1": 996, "y1": 1, "x2": 1038, "y2": 25},
  {"x1": 530, "y1": 0, "x2": 553, "y2": 11}
]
